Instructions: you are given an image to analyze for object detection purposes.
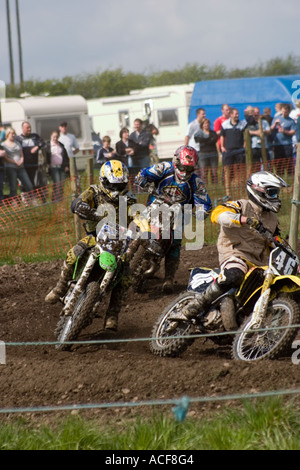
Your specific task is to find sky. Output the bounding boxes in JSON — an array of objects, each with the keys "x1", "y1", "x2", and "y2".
[{"x1": 0, "y1": 0, "x2": 299, "y2": 87}]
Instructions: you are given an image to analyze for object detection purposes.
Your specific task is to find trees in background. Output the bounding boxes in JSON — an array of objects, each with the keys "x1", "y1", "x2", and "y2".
[{"x1": 6, "y1": 54, "x2": 300, "y2": 99}]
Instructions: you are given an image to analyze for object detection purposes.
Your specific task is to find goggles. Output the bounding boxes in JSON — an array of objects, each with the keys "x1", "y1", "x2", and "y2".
[
  {"x1": 105, "y1": 181, "x2": 127, "y2": 192},
  {"x1": 266, "y1": 187, "x2": 280, "y2": 199},
  {"x1": 176, "y1": 163, "x2": 194, "y2": 173}
]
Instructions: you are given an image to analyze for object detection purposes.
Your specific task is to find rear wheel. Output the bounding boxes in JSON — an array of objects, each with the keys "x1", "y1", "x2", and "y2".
[
  {"x1": 232, "y1": 297, "x2": 300, "y2": 361},
  {"x1": 55, "y1": 281, "x2": 100, "y2": 351},
  {"x1": 150, "y1": 292, "x2": 196, "y2": 357}
]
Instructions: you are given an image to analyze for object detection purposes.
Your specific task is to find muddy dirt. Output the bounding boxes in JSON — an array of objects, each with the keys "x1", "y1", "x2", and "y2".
[{"x1": 1, "y1": 244, "x2": 300, "y2": 424}]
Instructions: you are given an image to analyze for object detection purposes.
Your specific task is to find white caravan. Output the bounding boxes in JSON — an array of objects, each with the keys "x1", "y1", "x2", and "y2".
[
  {"x1": 87, "y1": 84, "x2": 194, "y2": 161},
  {"x1": 0, "y1": 95, "x2": 94, "y2": 170}
]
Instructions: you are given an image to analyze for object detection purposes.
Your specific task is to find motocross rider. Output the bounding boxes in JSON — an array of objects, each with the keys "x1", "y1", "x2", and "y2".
[
  {"x1": 170, "y1": 171, "x2": 289, "y2": 328},
  {"x1": 45, "y1": 160, "x2": 137, "y2": 332},
  {"x1": 135, "y1": 145, "x2": 212, "y2": 294}
]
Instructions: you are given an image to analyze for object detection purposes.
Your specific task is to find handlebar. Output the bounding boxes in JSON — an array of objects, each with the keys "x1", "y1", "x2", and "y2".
[{"x1": 246, "y1": 217, "x2": 297, "y2": 258}]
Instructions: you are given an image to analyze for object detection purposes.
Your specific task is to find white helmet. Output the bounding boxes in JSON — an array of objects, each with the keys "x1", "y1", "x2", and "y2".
[{"x1": 246, "y1": 171, "x2": 288, "y2": 213}]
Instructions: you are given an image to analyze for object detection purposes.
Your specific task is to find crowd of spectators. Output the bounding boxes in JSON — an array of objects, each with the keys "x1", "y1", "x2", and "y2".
[
  {"x1": 185, "y1": 101, "x2": 299, "y2": 196},
  {"x1": 0, "y1": 99, "x2": 299, "y2": 205}
]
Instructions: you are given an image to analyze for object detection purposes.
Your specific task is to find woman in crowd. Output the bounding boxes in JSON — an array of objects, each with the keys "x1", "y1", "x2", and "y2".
[
  {"x1": 1, "y1": 127, "x2": 33, "y2": 199},
  {"x1": 194, "y1": 118, "x2": 218, "y2": 184},
  {"x1": 46, "y1": 130, "x2": 70, "y2": 202}
]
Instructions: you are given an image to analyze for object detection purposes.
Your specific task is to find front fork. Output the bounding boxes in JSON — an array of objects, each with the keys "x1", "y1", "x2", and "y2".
[
  {"x1": 62, "y1": 249, "x2": 99, "y2": 317},
  {"x1": 249, "y1": 269, "x2": 273, "y2": 328}
]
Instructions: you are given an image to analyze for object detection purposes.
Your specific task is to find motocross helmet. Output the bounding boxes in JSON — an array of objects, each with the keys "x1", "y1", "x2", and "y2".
[
  {"x1": 246, "y1": 171, "x2": 288, "y2": 213},
  {"x1": 99, "y1": 160, "x2": 129, "y2": 201},
  {"x1": 173, "y1": 145, "x2": 198, "y2": 182}
]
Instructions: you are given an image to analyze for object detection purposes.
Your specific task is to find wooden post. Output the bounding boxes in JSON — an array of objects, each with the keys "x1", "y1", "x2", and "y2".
[
  {"x1": 86, "y1": 157, "x2": 94, "y2": 186},
  {"x1": 289, "y1": 144, "x2": 300, "y2": 252},
  {"x1": 69, "y1": 157, "x2": 82, "y2": 242},
  {"x1": 244, "y1": 129, "x2": 253, "y2": 178},
  {"x1": 258, "y1": 117, "x2": 268, "y2": 169}
]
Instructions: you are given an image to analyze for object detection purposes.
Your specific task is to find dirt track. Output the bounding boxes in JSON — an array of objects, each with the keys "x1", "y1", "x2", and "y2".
[{"x1": 1, "y1": 244, "x2": 300, "y2": 424}]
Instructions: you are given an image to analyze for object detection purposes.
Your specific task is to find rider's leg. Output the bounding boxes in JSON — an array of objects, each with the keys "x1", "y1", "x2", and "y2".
[
  {"x1": 171, "y1": 262, "x2": 246, "y2": 321},
  {"x1": 45, "y1": 236, "x2": 96, "y2": 304},
  {"x1": 162, "y1": 239, "x2": 181, "y2": 294}
]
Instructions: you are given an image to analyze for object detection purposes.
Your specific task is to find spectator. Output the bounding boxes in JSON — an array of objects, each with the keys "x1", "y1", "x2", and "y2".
[
  {"x1": 248, "y1": 107, "x2": 271, "y2": 172},
  {"x1": 0, "y1": 123, "x2": 6, "y2": 143},
  {"x1": 274, "y1": 102, "x2": 283, "y2": 118},
  {"x1": 0, "y1": 145, "x2": 5, "y2": 203},
  {"x1": 147, "y1": 123, "x2": 160, "y2": 164},
  {"x1": 290, "y1": 100, "x2": 300, "y2": 122},
  {"x1": 262, "y1": 107, "x2": 273, "y2": 125},
  {"x1": 213, "y1": 104, "x2": 231, "y2": 152},
  {"x1": 1, "y1": 128, "x2": 33, "y2": 200},
  {"x1": 297, "y1": 114, "x2": 300, "y2": 143},
  {"x1": 115, "y1": 127, "x2": 135, "y2": 165},
  {"x1": 270, "y1": 103, "x2": 296, "y2": 175},
  {"x1": 220, "y1": 108, "x2": 249, "y2": 197},
  {"x1": 184, "y1": 108, "x2": 206, "y2": 154},
  {"x1": 96, "y1": 135, "x2": 116, "y2": 165},
  {"x1": 16, "y1": 121, "x2": 45, "y2": 189},
  {"x1": 46, "y1": 131, "x2": 70, "y2": 202},
  {"x1": 194, "y1": 118, "x2": 218, "y2": 184},
  {"x1": 58, "y1": 121, "x2": 79, "y2": 171},
  {"x1": 129, "y1": 118, "x2": 152, "y2": 171},
  {"x1": 91, "y1": 131, "x2": 103, "y2": 159}
]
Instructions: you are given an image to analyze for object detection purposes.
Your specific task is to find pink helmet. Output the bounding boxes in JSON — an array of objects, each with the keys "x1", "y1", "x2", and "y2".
[{"x1": 173, "y1": 145, "x2": 198, "y2": 181}]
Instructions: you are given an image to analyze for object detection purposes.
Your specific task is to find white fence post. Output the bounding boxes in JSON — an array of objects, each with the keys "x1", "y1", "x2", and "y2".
[{"x1": 0, "y1": 341, "x2": 6, "y2": 365}]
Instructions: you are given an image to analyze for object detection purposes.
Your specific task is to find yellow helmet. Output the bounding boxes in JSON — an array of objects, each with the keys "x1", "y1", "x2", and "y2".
[{"x1": 99, "y1": 160, "x2": 129, "y2": 201}]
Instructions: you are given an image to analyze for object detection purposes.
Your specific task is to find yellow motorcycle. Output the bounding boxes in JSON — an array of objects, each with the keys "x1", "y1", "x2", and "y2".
[{"x1": 150, "y1": 223, "x2": 300, "y2": 362}]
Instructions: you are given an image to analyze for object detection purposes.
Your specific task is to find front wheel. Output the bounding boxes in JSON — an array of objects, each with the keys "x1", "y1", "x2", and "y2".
[
  {"x1": 150, "y1": 292, "x2": 197, "y2": 357},
  {"x1": 55, "y1": 281, "x2": 100, "y2": 351},
  {"x1": 232, "y1": 296, "x2": 300, "y2": 362}
]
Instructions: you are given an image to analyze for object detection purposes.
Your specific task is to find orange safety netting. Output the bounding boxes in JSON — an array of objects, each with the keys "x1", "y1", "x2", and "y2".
[{"x1": 0, "y1": 160, "x2": 296, "y2": 262}]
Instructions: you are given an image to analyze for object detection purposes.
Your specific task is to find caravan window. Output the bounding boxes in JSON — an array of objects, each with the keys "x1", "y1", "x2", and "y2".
[
  {"x1": 157, "y1": 109, "x2": 179, "y2": 127},
  {"x1": 35, "y1": 116, "x2": 82, "y2": 141}
]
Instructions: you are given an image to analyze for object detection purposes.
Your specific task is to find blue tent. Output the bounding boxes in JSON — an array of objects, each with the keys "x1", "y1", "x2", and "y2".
[{"x1": 189, "y1": 75, "x2": 300, "y2": 124}]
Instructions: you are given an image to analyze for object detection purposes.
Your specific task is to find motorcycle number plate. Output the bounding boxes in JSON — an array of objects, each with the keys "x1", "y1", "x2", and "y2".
[{"x1": 270, "y1": 247, "x2": 298, "y2": 276}]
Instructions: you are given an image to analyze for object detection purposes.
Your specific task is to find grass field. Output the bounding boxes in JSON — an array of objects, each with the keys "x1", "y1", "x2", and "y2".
[{"x1": 0, "y1": 397, "x2": 300, "y2": 450}]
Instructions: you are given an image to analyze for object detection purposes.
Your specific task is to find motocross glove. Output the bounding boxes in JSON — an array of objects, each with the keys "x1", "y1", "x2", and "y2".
[{"x1": 246, "y1": 217, "x2": 263, "y2": 231}]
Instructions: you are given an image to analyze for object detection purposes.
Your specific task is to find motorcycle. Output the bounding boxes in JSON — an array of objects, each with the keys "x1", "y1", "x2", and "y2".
[
  {"x1": 150, "y1": 222, "x2": 300, "y2": 361},
  {"x1": 55, "y1": 221, "x2": 135, "y2": 351},
  {"x1": 129, "y1": 183, "x2": 183, "y2": 292}
]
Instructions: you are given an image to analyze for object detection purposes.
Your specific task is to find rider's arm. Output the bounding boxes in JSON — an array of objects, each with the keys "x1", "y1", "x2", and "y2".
[
  {"x1": 211, "y1": 202, "x2": 244, "y2": 227},
  {"x1": 135, "y1": 162, "x2": 172, "y2": 187},
  {"x1": 192, "y1": 176, "x2": 213, "y2": 219},
  {"x1": 71, "y1": 188, "x2": 104, "y2": 221}
]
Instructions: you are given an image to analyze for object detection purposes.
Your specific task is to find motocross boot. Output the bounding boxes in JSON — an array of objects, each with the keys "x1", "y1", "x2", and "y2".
[
  {"x1": 162, "y1": 256, "x2": 179, "y2": 294},
  {"x1": 169, "y1": 282, "x2": 225, "y2": 321},
  {"x1": 104, "y1": 283, "x2": 123, "y2": 331},
  {"x1": 104, "y1": 310, "x2": 119, "y2": 331},
  {"x1": 45, "y1": 261, "x2": 74, "y2": 304}
]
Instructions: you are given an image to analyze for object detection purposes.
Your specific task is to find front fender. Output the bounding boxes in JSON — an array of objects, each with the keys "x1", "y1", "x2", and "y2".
[
  {"x1": 271, "y1": 275, "x2": 300, "y2": 293},
  {"x1": 242, "y1": 275, "x2": 300, "y2": 308}
]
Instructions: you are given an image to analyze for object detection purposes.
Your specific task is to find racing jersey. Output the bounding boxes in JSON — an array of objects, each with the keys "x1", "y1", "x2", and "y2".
[
  {"x1": 71, "y1": 185, "x2": 137, "y2": 235},
  {"x1": 136, "y1": 162, "x2": 212, "y2": 217},
  {"x1": 211, "y1": 199, "x2": 280, "y2": 267}
]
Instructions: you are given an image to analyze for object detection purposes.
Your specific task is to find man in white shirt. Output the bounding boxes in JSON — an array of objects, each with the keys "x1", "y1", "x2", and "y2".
[
  {"x1": 184, "y1": 108, "x2": 206, "y2": 153},
  {"x1": 58, "y1": 121, "x2": 79, "y2": 158}
]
